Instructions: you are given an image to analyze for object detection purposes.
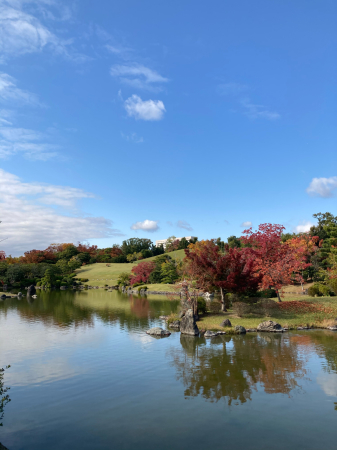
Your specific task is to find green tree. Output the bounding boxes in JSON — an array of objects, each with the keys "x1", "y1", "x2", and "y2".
[
  {"x1": 117, "y1": 272, "x2": 131, "y2": 286},
  {"x1": 68, "y1": 256, "x2": 82, "y2": 271},
  {"x1": 56, "y1": 259, "x2": 71, "y2": 275},
  {"x1": 121, "y1": 238, "x2": 153, "y2": 255},
  {"x1": 57, "y1": 245, "x2": 78, "y2": 261},
  {"x1": 310, "y1": 212, "x2": 337, "y2": 268},
  {"x1": 160, "y1": 260, "x2": 179, "y2": 284},
  {"x1": 227, "y1": 235, "x2": 241, "y2": 248}
]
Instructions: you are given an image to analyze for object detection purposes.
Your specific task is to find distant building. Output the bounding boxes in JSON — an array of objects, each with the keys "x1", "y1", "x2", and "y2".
[{"x1": 155, "y1": 236, "x2": 197, "y2": 249}]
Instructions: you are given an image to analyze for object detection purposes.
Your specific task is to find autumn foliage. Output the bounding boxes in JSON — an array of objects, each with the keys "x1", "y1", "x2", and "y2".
[
  {"x1": 241, "y1": 224, "x2": 314, "y2": 300},
  {"x1": 184, "y1": 240, "x2": 259, "y2": 310},
  {"x1": 130, "y1": 261, "x2": 156, "y2": 285}
]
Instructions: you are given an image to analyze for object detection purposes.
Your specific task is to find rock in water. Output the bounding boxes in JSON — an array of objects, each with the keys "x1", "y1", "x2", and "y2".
[
  {"x1": 327, "y1": 326, "x2": 337, "y2": 331},
  {"x1": 169, "y1": 320, "x2": 181, "y2": 329},
  {"x1": 27, "y1": 285, "x2": 36, "y2": 296},
  {"x1": 180, "y1": 309, "x2": 199, "y2": 336},
  {"x1": 146, "y1": 327, "x2": 171, "y2": 337},
  {"x1": 257, "y1": 320, "x2": 284, "y2": 332},
  {"x1": 220, "y1": 319, "x2": 232, "y2": 327},
  {"x1": 234, "y1": 325, "x2": 246, "y2": 334},
  {"x1": 204, "y1": 330, "x2": 218, "y2": 337}
]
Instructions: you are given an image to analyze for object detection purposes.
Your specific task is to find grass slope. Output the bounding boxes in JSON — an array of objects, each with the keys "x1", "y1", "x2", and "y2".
[{"x1": 75, "y1": 249, "x2": 186, "y2": 287}]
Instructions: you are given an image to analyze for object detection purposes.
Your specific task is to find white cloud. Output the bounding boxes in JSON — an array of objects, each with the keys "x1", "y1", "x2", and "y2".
[
  {"x1": 293, "y1": 221, "x2": 314, "y2": 233},
  {"x1": 130, "y1": 219, "x2": 159, "y2": 232},
  {"x1": 306, "y1": 177, "x2": 337, "y2": 198},
  {"x1": 241, "y1": 221, "x2": 252, "y2": 227},
  {"x1": 124, "y1": 95, "x2": 165, "y2": 121},
  {"x1": 121, "y1": 132, "x2": 143, "y2": 143},
  {"x1": 177, "y1": 220, "x2": 193, "y2": 232},
  {"x1": 0, "y1": 169, "x2": 123, "y2": 255},
  {"x1": 0, "y1": 72, "x2": 41, "y2": 106},
  {"x1": 110, "y1": 63, "x2": 168, "y2": 91}
]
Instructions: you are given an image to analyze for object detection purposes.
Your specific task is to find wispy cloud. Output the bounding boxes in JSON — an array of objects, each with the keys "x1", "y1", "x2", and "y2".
[
  {"x1": 121, "y1": 132, "x2": 143, "y2": 143},
  {"x1": 306, "y1": 177, "x2": 337, "y2": 198},
  {"x1": 240, "y1": 98, "x2": 280, "y2": 120},
  {"x1": 111, "y1": 63, "x2": 168, "y2": 91},
  {"x1": 177, "y1": 220, "x2": 193, "y2": 232},
  {"x1": 0, "y1": 72, "x2": 41, "y2": 106},
  {"x1": 0, "y1": 124, "x2": 59, "y2": 160},
  {"x1": 218, "y1": 81, "x2": 280, "y2": 121},
  {"x1": 0, "y1": 0, "x2": 89, "y2": 62},
  {"x1": 241, "y1": 221, "x2": 252, "y2": 227},
  {"x1": 124, "y1": 95, "x2": 166, "y2": 121},
  {"x1": 130, "y1": 219, "x2": 159, "y2": 232},
  {"x1": 0, "y1": 168, "x2": 123, "y2": 255}
]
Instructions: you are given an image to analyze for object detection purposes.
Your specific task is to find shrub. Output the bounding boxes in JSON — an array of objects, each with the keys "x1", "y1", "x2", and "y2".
[
  {"x1": 233, "y1": 302, "x2": 251, "y2": 317},
  {"x1": 208, "y1": 301, "x2": 222, "y2": 314},
  {"x1": 328, "y1": 278, "x2": 337, "y2": 295},
  {"x1": 308, "y1": 284, "x2": 320, "y2": 297},
  {"x1": 60, "y1": 282, "x2": 68, "y2": 286},
  {"x1": 111, "y1": 255, "x2": 127, "y2": 263},
  {"x1": 256, "y1": 299, "x2": 277, "y2": 316},
  {"x1": 138, "y1": 285, "x2": 148, "y2": 293},
  {"x1": 36, "y1": 281, "x2": 41, "y2": 286},
  {"x1": 259, "y1": 288, "x2": 277, "y2": 298},
  {"x1": 80, "y1": 278, "x2": 89, "y2": 282},
  {"x1": 132, "y1": 282, "x2": 144, "y2": 288},
  {"x1": 197, "y1": 297, "x2": 207, "y2": 314},
  {"x1": 318, "y1": 284, "x2": 331, "y2": 297}
]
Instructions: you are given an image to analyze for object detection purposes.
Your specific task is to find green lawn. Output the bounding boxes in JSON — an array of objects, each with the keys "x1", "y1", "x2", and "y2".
[
  {"x1": 75, "y1": 249, "x2": 186, "y2": 287},
  {"x1": 197, "y1": 296, "x2": 337, "y2": 331}
]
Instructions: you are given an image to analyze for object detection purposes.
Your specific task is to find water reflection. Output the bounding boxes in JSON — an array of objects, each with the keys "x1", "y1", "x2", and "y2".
[
  {"x1": 169, "y1": 333, "x2": 309, "y2": 405},
  {"x1": 0, "y1": 290, "x2": 179, "y2": 331}
]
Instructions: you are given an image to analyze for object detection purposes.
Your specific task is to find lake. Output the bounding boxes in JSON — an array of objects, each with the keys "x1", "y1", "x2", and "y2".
[{"x1": 0, "y1": 290, "x2": 337, "y2": 450}]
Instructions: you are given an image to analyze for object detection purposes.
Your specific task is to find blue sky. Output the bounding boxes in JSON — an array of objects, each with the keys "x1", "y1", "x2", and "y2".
[{"x1": 0, "y1": 0, "x2": 336, "y2": 255}]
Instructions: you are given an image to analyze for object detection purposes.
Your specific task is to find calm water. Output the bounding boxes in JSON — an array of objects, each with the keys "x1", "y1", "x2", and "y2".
[{"x1": 1, "y1": 290, "x2": 337, "y2": 450}]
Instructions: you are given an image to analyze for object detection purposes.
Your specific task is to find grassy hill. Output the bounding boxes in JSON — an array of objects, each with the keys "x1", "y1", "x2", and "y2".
[{"x1": 75, "y1": 249, "x2": 186, "y2": 287}]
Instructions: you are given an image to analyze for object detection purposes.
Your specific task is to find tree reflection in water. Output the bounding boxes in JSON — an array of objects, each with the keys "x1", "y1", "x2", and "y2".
[{"x1": 168, "y1": 333, "x2": 308, "y2": 405}]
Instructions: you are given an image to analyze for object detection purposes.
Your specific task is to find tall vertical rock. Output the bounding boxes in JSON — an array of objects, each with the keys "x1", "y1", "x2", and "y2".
[{"x1": 180, "y1": 309, "x2": 199, "y2": 336}]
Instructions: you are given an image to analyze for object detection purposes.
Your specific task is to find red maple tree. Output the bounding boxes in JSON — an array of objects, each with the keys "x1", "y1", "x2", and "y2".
[
  {"x1": 130, "y1": 261, "x2": 156, "y2": 285},
  {"x1": 241, "y1": 223, "x2": 310, "y2": 301},
  {"x1": 184, "y1": 240, "x2": 259, "y2": 311}
]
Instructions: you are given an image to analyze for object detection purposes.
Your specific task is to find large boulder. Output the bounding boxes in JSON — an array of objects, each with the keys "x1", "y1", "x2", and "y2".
[
  {"x1": 146, "y1": 327, "x2": 171, "y2": 337},
  {"x1": 180, "y1": 309, "x2": 199, "y2": 336},
  {"x1": 221, "y1": 319, "x2": 232, "y2": 327},
  {"x1": 234, "y1": 325, "x2": 246, "y2": 334},
  {"x1": 27, "y1": 285, "x2": 36, "y2": 296},
  {"x1": 257, "y1": 320, "x2": 284, "y2": 332}
]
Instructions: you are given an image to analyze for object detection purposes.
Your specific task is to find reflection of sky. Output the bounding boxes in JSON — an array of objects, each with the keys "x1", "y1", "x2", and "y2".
[
  {"x1": 317, "y1": 372, "x2": 337, "y2": 397},
  {"x1": 0, "y1": 313, "x2": 112, "y2": 386}
]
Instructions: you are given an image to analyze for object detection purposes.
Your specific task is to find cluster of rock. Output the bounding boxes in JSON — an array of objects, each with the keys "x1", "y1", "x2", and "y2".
[
  {"x1": 257, "y1": 321, "x2": 284, "y2": 332},
  {"x1": 204, "y1": 330, "x2": 226, "y2": 337},
  {"x1": 146, "y1": 327, "x2": 171, "y2": 337}
]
